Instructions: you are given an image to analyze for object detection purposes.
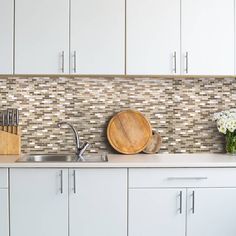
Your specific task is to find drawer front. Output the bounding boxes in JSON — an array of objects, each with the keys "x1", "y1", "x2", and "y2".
[
  {"x1": 0, "y1": 169, "x2": 8, "y2": 188},
  {"x1": 129, "y1": 168, "x2": 236, "y2": 188}
]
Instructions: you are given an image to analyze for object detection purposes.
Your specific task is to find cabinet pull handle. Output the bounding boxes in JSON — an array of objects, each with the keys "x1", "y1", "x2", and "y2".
[
  {"x1": 185, "y1": 52, "x2": 189, "y2": 74},
  {"x1": 73, "y1": 170, "x2": 76, "y2": 194},
  {"x1": 60, "y1": 170, "x2": 63, "y2": 194},
  {"x1": 179, "y1": 191, "x2": 183, "y2": 214},
  {"x1": 167, "y1": 177, "x2": 208, "y2": 180},
  {"x1": 173, "y1": 51, "x2": 177, "y2": 74},
  {"x1": 73, "y1": 51, "x2": 77, "y2": 73},
  {"x1": 191, "y1": 191, "x2": 195, "y2": 214},
  {"x1": 61, "y1": 51, "x2": 65, "y2": 73}
]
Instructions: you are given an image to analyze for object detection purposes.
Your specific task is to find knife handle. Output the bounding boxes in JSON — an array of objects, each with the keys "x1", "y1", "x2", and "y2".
[
  {"x1": 8, "y1": 126, "x2": 13, "y2": 134},
  {"x1": 16, "y1": 126, "x2": 20, "y2": 135}
]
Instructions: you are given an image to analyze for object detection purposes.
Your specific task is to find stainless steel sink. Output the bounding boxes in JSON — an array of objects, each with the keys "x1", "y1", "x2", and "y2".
[{"x1": 17, "y1": 154, "x2": 108, "y2": 163}]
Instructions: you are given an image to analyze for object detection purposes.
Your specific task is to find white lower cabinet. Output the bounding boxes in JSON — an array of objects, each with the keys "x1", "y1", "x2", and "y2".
[
  {"x1": 129, "y1": 189, "x2": 186, "y2": 236},
  {"x1": 129, "y1": 168, "x2": 236, "y2": 236},
  {"x1": 10, "y1": 168, "x2": 127, "y2": 236},
  {"x1": 9, "y1": 167, "x2": 236, "y2": 236},
  {"x1": 10, "y1": 169, "x2": 69, "y2": 236},
  {"x1": 187, "y1": 188, "x2": 236, "y2": 236},
  {"x1": 69, "y1": 169, "x2": 127, "y2": 236},
  {"x1": 0, "y1": 189, "x2": 9, "y2": 236}
]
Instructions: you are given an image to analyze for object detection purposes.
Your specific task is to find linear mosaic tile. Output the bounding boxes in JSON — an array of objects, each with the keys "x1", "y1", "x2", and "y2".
[{"x1": 0, "y1": 76, "x2": 234, "y2": 154}]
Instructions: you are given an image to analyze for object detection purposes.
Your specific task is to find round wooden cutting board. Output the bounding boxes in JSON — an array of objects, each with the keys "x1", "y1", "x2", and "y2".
[{"x1": 107, "y1": 110, "x2": 152, "y2": 154}]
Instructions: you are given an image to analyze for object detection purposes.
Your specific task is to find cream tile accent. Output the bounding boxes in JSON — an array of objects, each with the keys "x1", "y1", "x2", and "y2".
[{"x1": 0, "y1": 76, "x2": 233, "y2": 154}]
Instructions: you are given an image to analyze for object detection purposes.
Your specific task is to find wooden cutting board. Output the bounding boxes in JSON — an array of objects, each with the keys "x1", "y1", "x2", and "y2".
[
  {"x1": 143, "y1": 130, "x2": 162, "y2": 154},
  {"x1": 107, "y1": 110, "x2": 152, "y2": 154}
]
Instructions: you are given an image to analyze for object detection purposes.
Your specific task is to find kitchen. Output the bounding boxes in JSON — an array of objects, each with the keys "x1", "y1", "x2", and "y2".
[{"x1": 1, "y1": 0, "x2": 236, "y2": 236}]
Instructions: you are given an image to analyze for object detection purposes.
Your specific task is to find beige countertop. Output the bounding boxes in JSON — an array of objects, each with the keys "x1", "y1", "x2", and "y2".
[{"x1": 0, "y1": 153, "x2": 236, "y2": 168}]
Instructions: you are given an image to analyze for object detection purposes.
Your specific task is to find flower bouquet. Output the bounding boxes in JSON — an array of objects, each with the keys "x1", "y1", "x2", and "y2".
[{"x1": 214, "y1": 109, "x2": 236, "y2": 154}]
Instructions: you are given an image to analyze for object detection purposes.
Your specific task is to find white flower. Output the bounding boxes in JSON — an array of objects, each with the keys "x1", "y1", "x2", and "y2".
[
  {"x1": 218, "y1": 126, "x2": 227, "y2": 134},
  {"x1": 214, "y1": 109, "x2": 236, "y2": 134}
]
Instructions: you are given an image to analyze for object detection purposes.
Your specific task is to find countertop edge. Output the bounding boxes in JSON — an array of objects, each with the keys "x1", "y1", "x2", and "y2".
[{"x1": 1, "y1": 153, "x2": 236, "y2": 168}]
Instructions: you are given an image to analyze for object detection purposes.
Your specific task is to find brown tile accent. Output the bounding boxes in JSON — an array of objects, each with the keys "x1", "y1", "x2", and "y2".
[{"x1": 0, "y1": 76, "x2": 234, "y2": 154}]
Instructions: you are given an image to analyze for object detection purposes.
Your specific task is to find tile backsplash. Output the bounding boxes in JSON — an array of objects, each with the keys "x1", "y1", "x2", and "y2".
[{"x1": 0, "y1": 76, "x2": 234, "y2": 154}]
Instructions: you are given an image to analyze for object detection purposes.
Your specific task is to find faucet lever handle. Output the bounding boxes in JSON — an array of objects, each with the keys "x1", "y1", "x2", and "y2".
[{"x1": 80, "y1": 142, "x2": 90, "y2": 153}]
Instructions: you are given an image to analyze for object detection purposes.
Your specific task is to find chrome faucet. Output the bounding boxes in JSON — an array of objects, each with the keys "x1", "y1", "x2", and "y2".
[{"x1": 57, "y1": 122, "x2": 89, "y2": 161}]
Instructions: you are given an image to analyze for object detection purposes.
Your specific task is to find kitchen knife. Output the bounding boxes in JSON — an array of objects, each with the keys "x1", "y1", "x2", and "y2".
[
  {"x1": 6, "y1": 109, "x2": 10, "y2": 132},
  {"x1": 2, "y1": 111, "x2": 7, "y2": 132},
  {"x1": 14, "y1": 109, "x2": 19, "y2": 135},
  {"x1": 0, "y1": 111, "x2": 2, "y2": 131},
  {"x1": 7, "y1": 109, "x2": 13, "y2": 133}
]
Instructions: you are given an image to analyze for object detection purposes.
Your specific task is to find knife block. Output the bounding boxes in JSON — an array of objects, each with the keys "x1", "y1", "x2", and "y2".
[{"x1": 0, "y1": 129, "x2": 21, "y2": 155}]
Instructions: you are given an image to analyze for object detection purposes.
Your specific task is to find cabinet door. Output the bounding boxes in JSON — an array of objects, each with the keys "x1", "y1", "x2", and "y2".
[
  {"x1": 15, "y1": 0, "x2": 69, "y2": 74},
  {"x1": 187, "y1": 188, "x2": 236, "y2": 236},
  {"x1": 0, "y1": 0, "x2": 13, "y2": 74},
  {"x1": 127, "y1": 0, "x2": 181, "y2": 75},
  {"x1": 181, "y1": 0, "x2": 234, "y2": 75},
  {"x1": 69, "y1": 169, "x2": 127, "y2": 236},
  {"x1": 0, "y1": 189, "x2": 8, "y2": 236},
  {"x1": 70, "y1": 0, "x2": 125, "y2": 74},
  {"x1": 10, "y1": 169, "x2": 68, "y2": 236},
  {"x1": 129, "y1": 188, "x2": 186, "y2": 236}
]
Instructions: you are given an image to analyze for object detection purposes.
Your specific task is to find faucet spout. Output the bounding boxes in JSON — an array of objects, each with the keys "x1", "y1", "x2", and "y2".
[{"x1": 57, "y1": 122, "x2": 80, "y2": 154}]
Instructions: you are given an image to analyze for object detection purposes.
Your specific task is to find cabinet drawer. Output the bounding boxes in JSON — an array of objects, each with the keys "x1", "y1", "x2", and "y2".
[
  {"x1": 0, "y1": 169, "x2": 8, "y2": 188},
  {"x1": 129, "y1": 168, "x2": 236, "y2": 188}
]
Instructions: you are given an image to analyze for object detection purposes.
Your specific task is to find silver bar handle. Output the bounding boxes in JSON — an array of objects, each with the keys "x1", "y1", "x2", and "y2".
[
  {"x1": 60, "y1": 170, "x2": 63, "y2": 194},
  {"x1": 173, "y1": 51, "x2": 177, "y2": 74},
  {"x1": 179, "y1": 191, "x2": 183, "y2": 214},
  {"x1": 61, "y1": 51, "x2": 65, "y2": 73},
  {"x1": 185, "y1": 52, "x2": 189, "y2": 74},
  {"x1": 73, "y1": 170, "x2": 76, "y2": 194},
  {"x1": 167, "y1": 177, "x2": 208, "y2": 180},
  {"x1": 191, "y1": 191, "x2": 195, "y2": 214},
  {"x1": 73, "y1": 51, "x2": 77, "y2": 73}
]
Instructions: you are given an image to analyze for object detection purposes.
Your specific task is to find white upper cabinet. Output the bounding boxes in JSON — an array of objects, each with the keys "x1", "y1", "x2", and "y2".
[
  {"x1": 0, "y1": 0, "x2": 13, "y2": 74},
  {"x1": 126, "y1": 0, "x2": 181, "y2": 75},
  {"x1": 70, "y1": 0, "x2": 125, "y2": 74},
  {"x1": 181, "y1": 0, "x2": 235, "y2": 75},
  {"x1": 15, "y1": 0, "x2": 69, "y2": 74},
  {"x1": 69, "y1": 169, "x2": 127, "y2": 236}
]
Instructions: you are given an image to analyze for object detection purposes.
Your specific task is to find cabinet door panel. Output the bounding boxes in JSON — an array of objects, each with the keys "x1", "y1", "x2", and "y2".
[
  {"x1": 0, "y1": 0, "x2": 13, "y2": 74},
  {"x1": 10, "y1": 169, "x2": 68, "y2": 236},
  {"x1": 69, "y1": 169, "x2": 127, "y2": 236},
  {"x1": 182, "y1": 0, "x2": 234, "y2": 75},
  {"x1": 127, "y1": 0, "x2": 181, "y2": 75},
  {"x1": 187, "y1": 188, "x2": 236, "y2": 236},
  {"x1": 71, "y1": 0, "x2": 125, "y2": 74},
  {"x1": 15, "y1": 0, "x2": 69, "y2": 74},
  {"x1": 0, "y1": 189, "x2": 8, "y2": 236},
  {"x1": 129, "y1": 188, "x2": 186, "y2": 236}
]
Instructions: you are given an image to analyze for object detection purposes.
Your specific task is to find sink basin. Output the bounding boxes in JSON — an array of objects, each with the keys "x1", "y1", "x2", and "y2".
[{"x1": 17, "y1": 154, "x2": 108, "y2": 163}]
